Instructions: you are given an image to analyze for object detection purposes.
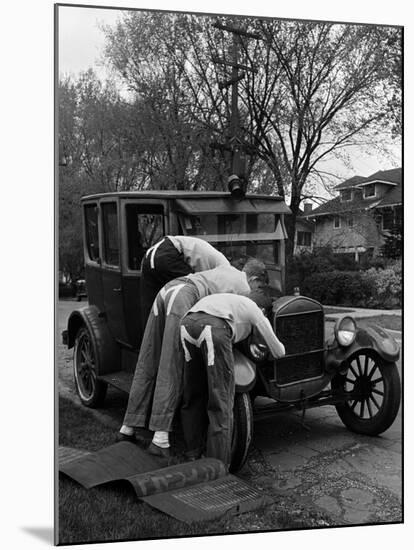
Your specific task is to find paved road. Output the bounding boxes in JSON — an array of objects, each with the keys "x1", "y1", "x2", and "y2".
[{"x1": 57, "y1": 300, "x2": 402, "y2": 528}]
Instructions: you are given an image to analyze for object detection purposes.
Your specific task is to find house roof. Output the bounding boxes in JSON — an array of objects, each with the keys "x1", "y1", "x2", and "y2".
[
  {"x1": 334, "y1": 168, "x2": 401, "y2": 190},
  {"x1": 302, "y1": 168, "x2": 402, "y2": 218},
  {"x1": 335, "y1": 175, "x2": 367, "y2": 190},
  {"x1": 375, "y1": 182, "x2": 402, "y2": 208}
]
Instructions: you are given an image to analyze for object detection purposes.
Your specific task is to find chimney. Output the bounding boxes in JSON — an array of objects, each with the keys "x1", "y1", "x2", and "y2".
[{"x1": 303, "y1": 203, "x2": 313, "y2": 215}]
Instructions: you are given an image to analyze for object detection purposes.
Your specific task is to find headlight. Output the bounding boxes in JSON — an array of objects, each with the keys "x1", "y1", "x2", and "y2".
[
  {"x1": 335, "y1": 316, "x2": 357, "y2": 347},
  {"x1": 249, "y1": 342, "x2": 269, "y2": 361}
]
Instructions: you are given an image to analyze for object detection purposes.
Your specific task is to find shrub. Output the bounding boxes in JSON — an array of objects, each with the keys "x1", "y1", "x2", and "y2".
[
  {"x1": 301, "y1": 271, "x2": 375, "y2": 307},
  {"x1": 286, "y1": 246, "x2": 358, "y2": 294},
  {"x1": 362, "y1": 259, "x2": 402, "y2": 308},
  {"x1": 300, "y1": 260, "x2": 402, "y2": 308}
]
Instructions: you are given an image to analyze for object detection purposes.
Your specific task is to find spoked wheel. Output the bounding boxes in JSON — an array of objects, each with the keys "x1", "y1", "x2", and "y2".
[
  {"x1": 73, "y1": 326, "x2": 107, "y2": 407},
  {"x1": 230, "y1": 392, "x2": 253, "y2": 473},
  {"x1": 332, "y1": 351, "x2": 400, "y2": 436}
]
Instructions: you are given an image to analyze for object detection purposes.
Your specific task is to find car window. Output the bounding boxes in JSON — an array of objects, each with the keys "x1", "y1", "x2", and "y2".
[
  {"x1": 179, "y1": 213, "x2": 279, "y2": 236},
  {"x1": 102, "y1": 202, "x2": 120, "y2": 267},
  {"x1": 84, "y1": 204, "x2": 100, "y2": 262},
  {"x1": 126, "y1": 204, "x2": 165, "y2": 270}
]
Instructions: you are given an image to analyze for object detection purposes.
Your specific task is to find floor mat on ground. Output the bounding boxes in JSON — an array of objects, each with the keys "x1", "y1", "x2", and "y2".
[{"x1": 59, "y1": 442, "x2": 272, "y2": 523}]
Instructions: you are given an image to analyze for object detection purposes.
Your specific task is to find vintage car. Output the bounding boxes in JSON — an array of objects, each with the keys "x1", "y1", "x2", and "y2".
[{"x1": 62, "y1": 190, "x2": 401, "y2": 472}]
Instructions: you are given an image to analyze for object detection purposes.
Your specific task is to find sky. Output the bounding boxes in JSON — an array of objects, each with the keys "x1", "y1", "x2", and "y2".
[{"x1": 58, "y1": 4, "x2": 402, "y2": 183}]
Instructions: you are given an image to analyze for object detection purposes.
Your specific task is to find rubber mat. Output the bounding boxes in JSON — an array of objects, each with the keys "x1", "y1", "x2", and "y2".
[
  {"x1": 59, "y1": 441, "x2": 160, "y2": 488},
  {"x1": 58, "y1": 443, "x2": 272, "y2": 523},
  {"x1": 142, "y1": 474, "x2": 273, "y2": 523}
]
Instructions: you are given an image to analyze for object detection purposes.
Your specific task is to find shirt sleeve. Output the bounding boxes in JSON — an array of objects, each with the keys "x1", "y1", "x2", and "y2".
[{"x1": 254, "y1": 317, "x2": 285, "y2": 359}]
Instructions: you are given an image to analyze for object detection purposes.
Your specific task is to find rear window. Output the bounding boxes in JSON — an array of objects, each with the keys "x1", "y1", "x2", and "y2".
[
  {"x1": 84, "y1": 204, "x2": 100, "y2": 262},
  {"x1": 102, "y1": 202, "x2": 119, "y2": 266},
  {"x1": 126, "y1": 204, "x2": 165, "y2": 270}
]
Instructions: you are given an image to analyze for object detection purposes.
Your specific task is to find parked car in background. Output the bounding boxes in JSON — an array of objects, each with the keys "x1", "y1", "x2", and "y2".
[
  {"x1": 75, "y1": 279, "x2": 87, "y2": 301},
  {"x1": 62, "y1": 190, "x2": 401, "y2": 472}
]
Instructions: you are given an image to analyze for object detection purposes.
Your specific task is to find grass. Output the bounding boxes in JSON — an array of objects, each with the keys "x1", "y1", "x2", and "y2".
[
  {"x1": 356, "y1": 315, "x2": 402, "y2": 331},
  {"x1": 323, "y1": 307, "x2": 355, "y2": 315},
  {"x1": 58, "y1": 396, "x2": 331, "y2": 545}
]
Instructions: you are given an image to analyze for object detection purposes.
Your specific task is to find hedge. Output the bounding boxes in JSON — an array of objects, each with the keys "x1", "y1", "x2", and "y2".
[{"x1": 300, "y1": 260, "x2": 401, "y2": 309}]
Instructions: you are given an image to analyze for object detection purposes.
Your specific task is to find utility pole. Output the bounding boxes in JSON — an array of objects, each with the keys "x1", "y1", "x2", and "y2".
[{"x1": 212, "y1": 21, "x2": 261, "y2": 197}]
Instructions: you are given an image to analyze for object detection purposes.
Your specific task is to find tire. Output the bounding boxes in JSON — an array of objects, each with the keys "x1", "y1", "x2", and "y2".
[
  {"x1": 73, "y1": 326, "x2": 108, "y2": 408},
  {"x1": 332, "y1": 351, "x2": 401, "y2": 436},
  {"x1": 230, "y1": 392, "x2": 253, "y2": 472}
]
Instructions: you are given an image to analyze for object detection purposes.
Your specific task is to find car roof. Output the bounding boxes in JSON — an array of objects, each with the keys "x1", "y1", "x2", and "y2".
[
  {"x1": 81, "y1": 190, "x2": 291, "y2": 215},
  {"x1": 81, "y1": 190, "x2": 284, "y2": 201}
]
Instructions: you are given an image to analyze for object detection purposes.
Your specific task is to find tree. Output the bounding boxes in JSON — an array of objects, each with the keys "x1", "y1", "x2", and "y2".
[
  {"x1": 237, "y1": 20, "x2": 401, "y2": 255},
  {"x1": 102, "y1": 13, "x2": 400, "y2": 258},
  {"x1": 58, "y1": 70, "x2": 147, "y2": 277},
  {"x1": 103, "y1": 12, "x2": 229, "y2": 190},
  {"x1": 381, "y1": 221, "x2": 402, "y2": 260}
]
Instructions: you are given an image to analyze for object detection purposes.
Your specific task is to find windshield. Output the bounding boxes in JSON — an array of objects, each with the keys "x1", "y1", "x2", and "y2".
[
  {"x1": 215, "y1": 241, "x2": 279, "y2": 268},
  {"x1": 180, "y1": 213, "x2": 279, "y2": 237},
  {"x1": 179, "y1": 213, "x2": 283, "y2": 268}
]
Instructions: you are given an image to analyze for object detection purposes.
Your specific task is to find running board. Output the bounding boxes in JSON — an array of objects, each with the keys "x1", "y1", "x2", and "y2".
[{"x1": 100, "y1": 371, "x2": 133, "y2": 393}]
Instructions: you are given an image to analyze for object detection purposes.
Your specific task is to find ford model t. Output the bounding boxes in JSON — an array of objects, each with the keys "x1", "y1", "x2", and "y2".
[{"x1": 63, "y1": 190, "x2": 401, "y2": 471}]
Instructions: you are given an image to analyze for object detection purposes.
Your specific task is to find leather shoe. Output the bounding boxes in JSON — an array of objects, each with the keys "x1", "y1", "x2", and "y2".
[
  {"x1": 116, "y1": 432, "x2": 150, "y2": 447},
  {"x1": 147, "y1": 442, "x2": 171, "y2": 459}
]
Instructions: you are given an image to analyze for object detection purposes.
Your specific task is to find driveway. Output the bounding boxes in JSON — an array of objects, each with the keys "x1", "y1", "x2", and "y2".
[{"x1": 57, "y1": 300, "x2": 402, "y2": 528}]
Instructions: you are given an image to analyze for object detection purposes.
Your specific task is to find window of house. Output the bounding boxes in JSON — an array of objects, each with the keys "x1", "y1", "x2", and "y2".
[
  {"x1": 334, "y1": 216, "x2": 341, "y2": 229},
  {"x1": 297, "y1": 231, "x2": 311, "y2": 246},
  {"x1": 102, "y1": 202, "x2": 119, "y2": 267},
  {"x1": 363, "y1": 183, "x2": 376, "y2": 198},
  {"x1": 348, "y1": 216, "x2": 354, "y2": 228},
  {"x1": 126, "y1": 204, "x2": 165, "y2": 270},
  {"x1": 84, "y1": 204, "x2": 100, "y2": 262},
  {"x1": 341, "y1": 189, "x2": 352, "y2": 201}
]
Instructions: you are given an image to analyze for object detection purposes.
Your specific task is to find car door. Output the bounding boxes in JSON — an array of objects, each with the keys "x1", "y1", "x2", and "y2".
[{"x1": 100, "y1": 200, "x2": 129, "y2": 345}]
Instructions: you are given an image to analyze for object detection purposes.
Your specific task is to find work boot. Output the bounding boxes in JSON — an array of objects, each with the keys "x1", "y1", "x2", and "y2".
[
  {"x1": 116, "y1": 431, "x2": 149, "y2": 447},
  {"x1": 147, "y1": 442, "x2": 171, "y2": 459},
  {"x1": 184, "y1": 449, "x2": 204, "y2": 462}
]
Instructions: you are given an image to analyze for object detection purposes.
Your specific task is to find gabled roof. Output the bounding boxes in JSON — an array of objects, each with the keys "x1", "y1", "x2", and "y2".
[
  {"x1": 303, "y1": 195, "x2": 381, "y2": 217},
  {"x1": 303, "y1": 168, "x2": 402, "y2": 218},
  {"x1": 335, "y1": 175, "x2": 367, "y2": 190},
  {"x1": 334, "y1": 168, "x2": 401, "y2": 190},
  {"x1": 375, "y1": 181, "x2": 402, "y2": 208}
]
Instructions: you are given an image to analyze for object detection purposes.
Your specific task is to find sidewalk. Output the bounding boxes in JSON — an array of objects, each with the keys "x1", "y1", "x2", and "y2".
[{"x1": 324, "y1": 305, "x2": 401, "y2": 320}]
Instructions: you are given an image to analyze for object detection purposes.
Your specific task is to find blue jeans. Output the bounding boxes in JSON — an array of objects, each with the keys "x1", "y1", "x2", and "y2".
[
  {"x1": 180, "y1": 312, "x2": 234, "y2": 466},
  {"x1": 124, "y1": 279, "x2": 200, "y2": 432}
]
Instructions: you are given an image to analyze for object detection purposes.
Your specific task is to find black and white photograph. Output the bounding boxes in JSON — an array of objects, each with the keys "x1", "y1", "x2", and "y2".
[{"x1": 53, "y1": 1, "x2": 403, "y2": 546}]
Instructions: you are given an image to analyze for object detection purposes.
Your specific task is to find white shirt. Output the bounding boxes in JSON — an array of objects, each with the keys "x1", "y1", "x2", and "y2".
[
  {"x1": 189, "y1": 294, "x2": 285, "y2": 359},
  {"x1": 186, "y1": 265, "x2": 250, "y2": 299},
  {"x1": 167, "y1": 235, "x2": 229, "y2": 272}
]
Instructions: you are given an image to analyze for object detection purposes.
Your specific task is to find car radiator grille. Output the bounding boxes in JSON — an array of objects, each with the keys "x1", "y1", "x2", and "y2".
[{"x1": 274, "y1": 310, "x2": 324, "y2": 385}]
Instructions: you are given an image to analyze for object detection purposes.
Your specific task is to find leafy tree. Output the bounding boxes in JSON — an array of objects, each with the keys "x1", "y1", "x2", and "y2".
[{"x1": 381, "y1": 221, "x2": 403, "y2": 259}]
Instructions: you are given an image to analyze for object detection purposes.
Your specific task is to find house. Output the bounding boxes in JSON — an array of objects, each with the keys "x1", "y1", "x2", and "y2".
[
  {"x1": 300, "y1": 168, "x2": 402, "y2": 261},
  {"x1": 294, "y1": 206, "x2": 315, "y2": 253}
]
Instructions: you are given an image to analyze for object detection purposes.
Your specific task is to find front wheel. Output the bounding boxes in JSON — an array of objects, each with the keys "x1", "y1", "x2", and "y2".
[
  {"x1": 230, "y1": 392, "x2": 253, "y2": 472},
  {"x1": 73, "y1": 326, "x2": 108, "y2": 408},
  {"x1": 332, "y1": 351, "x2": 401, "y2": 436}
]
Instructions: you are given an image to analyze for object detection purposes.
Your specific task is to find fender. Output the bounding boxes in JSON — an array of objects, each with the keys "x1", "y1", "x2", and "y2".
[
  {"x1": 325, "y1": 324, "x2": 400, "y2": 374},
  {"x1": 64, "y1": 305, "x2": 120, "y2": 376},
  {"x1": 233, "y1": 349, "x2": 256, "y2": 393}
]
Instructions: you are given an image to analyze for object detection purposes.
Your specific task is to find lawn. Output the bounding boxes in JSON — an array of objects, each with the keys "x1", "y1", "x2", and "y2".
[
  {"x1": 58, "y1": 396, "x2": 331, "y2": 545},
  {"x1": 356, "y1": 315, "x2": 402, "y2": 331}
]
